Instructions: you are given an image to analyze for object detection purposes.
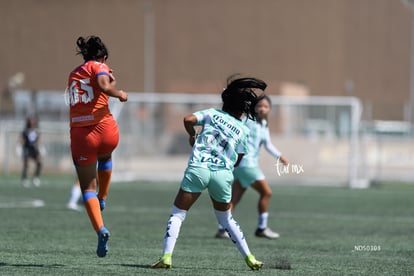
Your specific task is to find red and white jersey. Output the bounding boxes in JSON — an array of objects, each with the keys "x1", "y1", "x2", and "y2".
[{"x1": 68, "y1": 60, "x2": 112, "y2": 127}]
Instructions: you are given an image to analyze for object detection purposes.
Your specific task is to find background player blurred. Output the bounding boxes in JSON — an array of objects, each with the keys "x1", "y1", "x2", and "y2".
[
  {"x1": 67, "y1": 179, "x2": 82, "y2": 211},
  {"x1": 20, "y1": 116, "x2": 42, "y2": 187}
]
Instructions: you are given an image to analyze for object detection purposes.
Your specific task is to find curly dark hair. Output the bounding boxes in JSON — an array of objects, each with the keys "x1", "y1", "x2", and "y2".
[
  {"x1": 76, "y1": 36, "x2": 109, "y2": 62},
  {"x1": 221, "y1": 75, "x2": 267, "y2": 120}
]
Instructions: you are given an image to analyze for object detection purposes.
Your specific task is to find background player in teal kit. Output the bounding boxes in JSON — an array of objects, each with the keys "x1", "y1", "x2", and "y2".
[
  {"x1": 215, "y1": 95, "x2": 289, "y2": 239},
  {"x1": 151, "y1": 76, "x2": 267, "y2": 270}
]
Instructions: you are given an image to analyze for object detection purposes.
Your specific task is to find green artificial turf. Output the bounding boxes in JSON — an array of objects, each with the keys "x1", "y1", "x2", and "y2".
[{"x1": 0, "y1": 174, "x2": 413, "y2": 275}]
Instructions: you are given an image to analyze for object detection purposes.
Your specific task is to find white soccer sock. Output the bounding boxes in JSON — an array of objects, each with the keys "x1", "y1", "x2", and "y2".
[
  {"x1": 68, "y1": 184, "x2": 82, "y2": 205},
  {"x1": 258, "y1": 212, "x2": 269, "y2": 229},
  {"x1": 163, "y1": 205, "x2": 187, "y2": 255},
  {"x1": 214, "y1": 209, "x2": 251, "y2": 258}
]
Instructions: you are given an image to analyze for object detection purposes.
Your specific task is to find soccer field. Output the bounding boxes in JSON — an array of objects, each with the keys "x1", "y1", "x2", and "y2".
[{"x1": 0, "y1": 174, "x2": 413, "y2": 276}]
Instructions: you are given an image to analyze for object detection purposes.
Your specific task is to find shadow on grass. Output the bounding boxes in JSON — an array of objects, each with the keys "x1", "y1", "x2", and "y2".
[
  {"x1": 116, "y1": 263, "x2": 289, "y2": 272},
  {"x1": 266, "y1": 257, "x2": 293, "y2": 270},
  {"x1": 117, "y1": 263, "x2": 242, "y2": 271},
  {"x1": 0, "y1": 262, "x2": 64, "y2": 268},
  {"x1": 118, "y1": 264, "x2": 152, "y2": 269}
]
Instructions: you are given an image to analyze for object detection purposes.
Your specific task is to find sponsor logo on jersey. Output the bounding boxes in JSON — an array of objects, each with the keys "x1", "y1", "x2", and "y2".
[
  {"x1": 79, "y1": 156, "x2": 88, "y2": 161},
  {"x1": 200, "y1": 156, "x2": 225, "y2": 166},
  {"x1": 212, "y1": 114, "x2": 241, "y2": 135}
]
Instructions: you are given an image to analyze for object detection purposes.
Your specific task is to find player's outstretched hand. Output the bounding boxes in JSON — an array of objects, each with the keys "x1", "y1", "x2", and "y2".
[
  {"x1": 118, "y1": 90, "x2": 128, "y2": 102},
  {"x1": 279, "y1": 155, "x2": 289, "y2": 166}
]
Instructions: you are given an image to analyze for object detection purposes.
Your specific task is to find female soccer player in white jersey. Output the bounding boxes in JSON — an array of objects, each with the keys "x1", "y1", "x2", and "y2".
[
  {"x1": 215, "y1": 95, "x2": 289, "y2": 239},
  {"x1": 151, "y1": 76, "x2": 267, "y2": 270}
]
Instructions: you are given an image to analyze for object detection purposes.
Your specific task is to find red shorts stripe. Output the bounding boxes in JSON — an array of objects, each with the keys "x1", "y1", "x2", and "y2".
[{"x1": 70, "y1": 116, "x2": 119, "y2": 166}]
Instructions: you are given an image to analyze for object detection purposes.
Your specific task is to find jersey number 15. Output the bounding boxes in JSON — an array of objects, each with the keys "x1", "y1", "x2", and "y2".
[{"x1": 68, "y1": 78, "x2": 94, "y2": 106}]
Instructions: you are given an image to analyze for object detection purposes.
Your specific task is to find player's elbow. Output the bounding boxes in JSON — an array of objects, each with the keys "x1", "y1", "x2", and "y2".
[{"x1": 183, "y1": 114, "x2": 197, "y2": 126}]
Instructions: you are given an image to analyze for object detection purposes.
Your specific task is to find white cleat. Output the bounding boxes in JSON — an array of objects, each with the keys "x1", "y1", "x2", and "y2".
[
  {"x1": 67, "y1": 203, "x2": 82, "y2": 212},
  {"x1": 21, "y1": 179, "x2": 30, "y2": 188},
  {"x1": 32, "y1": 177, "x2": 41, "y2": 187},
  {"x1": 255, "y1": 227, "x2": 280, "y2": 239},
  {"x1": 215, "y1": 229, "x2": 230, "y2": 239}
]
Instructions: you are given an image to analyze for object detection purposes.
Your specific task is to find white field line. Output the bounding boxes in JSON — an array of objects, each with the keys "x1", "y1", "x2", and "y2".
[{"x1": 0, "y1": 198, "x2": 45, "y2": 208}]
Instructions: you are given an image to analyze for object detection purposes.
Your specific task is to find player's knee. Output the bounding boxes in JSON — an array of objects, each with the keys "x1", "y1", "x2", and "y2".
[{"x1": 261, "y1": 189, "x2": 272, "y2": 199}]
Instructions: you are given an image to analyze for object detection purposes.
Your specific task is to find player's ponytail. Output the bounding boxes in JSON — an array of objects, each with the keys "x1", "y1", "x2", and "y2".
[
  {"x1": 76, "y1": 36, "x2": 109, "y2": 62},
  {"x1": 76, "y1": 37, "x2": 88, "y2": 59},
  {"x1": 222, "y1": 75, "x2": 267, "y2": 120}
]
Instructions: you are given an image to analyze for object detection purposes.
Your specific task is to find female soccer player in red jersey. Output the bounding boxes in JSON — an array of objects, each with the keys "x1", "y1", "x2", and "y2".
[{"x1": 67, "y1": 35, "x2": 128, "y2": 257}]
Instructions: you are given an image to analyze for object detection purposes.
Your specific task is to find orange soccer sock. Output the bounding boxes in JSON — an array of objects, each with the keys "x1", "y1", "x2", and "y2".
[
  {"x1": 97, "y1": 160, "x2": 112, "y2": 200},
  {"x1": 83, "y1": 191, "x2": 104, "y2": 232}
]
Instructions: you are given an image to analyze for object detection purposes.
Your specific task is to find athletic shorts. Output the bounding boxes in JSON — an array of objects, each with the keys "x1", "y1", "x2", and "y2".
[
  {"x1": 23, "y1": 146, "x2": 40, "y2": 159},
  {"x1": 180, "y1": 166, "x2": 234, "y2": 203},
  {"x1": 70, "y1": 116, "x2": 119, "y2": 166},
  {"x1": 233, "y1": 166, "x2": 265, "y2": 189}
]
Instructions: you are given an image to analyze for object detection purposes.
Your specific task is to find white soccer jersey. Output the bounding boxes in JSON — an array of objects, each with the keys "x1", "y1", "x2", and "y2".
[
  {"x1": 187, "y1": 108, "x2": 249, "y2": 171},
  {"x1": 238, "y1": 118, "x2": 282, "y2": 168}
]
